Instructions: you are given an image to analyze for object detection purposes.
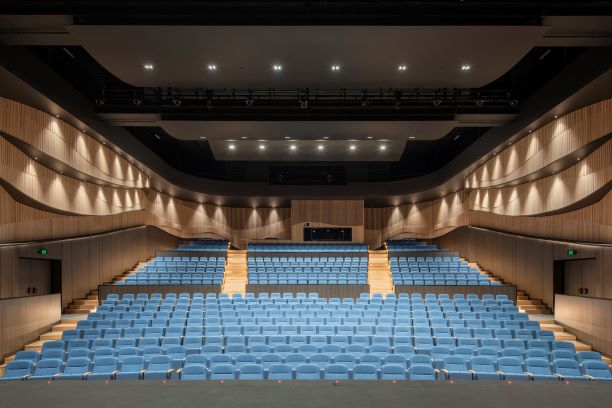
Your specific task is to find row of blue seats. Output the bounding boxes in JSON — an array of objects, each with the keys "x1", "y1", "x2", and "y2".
[
  {"x1": 25, "y1": 343, "x2": 597, "y2": 369},
  {"x1": 248, "y1": 279, "x2": 367, "y2": 285},
  {"x1": 247, "y1": 244, "x2": 368, "y2": 252},
  {"x1": 116, "y1": 280, "x2": 223, "y2": 286},
  {"x1": 391, "y1": 257, "x2": 461, "y2": 262},
  {"x1": 249, "y1": 267, "x2": 367, "y2": 272},
  {"x1": 53, "y1": 334, "x2": 566, "y2": 353},
  {"x1": 6, "y1": 352, "x2": 609, "y2": 381},
  {"x1": 130, "y1": 273, "x2": 224, "y2": 280},
  {"x1": 98, "y1": 299, "x2": 515, "y2": 307},
  {"x1": 21, "y1": 342, "x2": 602, "y2": 365},
  {"x1": 153, "y1": 257, "x2": 225, "y2": 263},
  {"x1": 103, "y1": 292, "x2": 501, "y2": 301},
  {"x1": 391, "y1": 264, "x2": 469, "y2": 269},
  {"x1": 394, "y1": 280, "x2": 500, "y2": 286},
  {"x1": 392, "y1": 273, "x2": 486, "y2": 279},
  {"x1": 138, "y1": 268, "x2": 225, "y2": 273}
]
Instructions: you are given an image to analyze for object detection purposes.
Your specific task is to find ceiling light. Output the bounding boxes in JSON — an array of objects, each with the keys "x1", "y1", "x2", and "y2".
[
  {"x1": 349, "y1": 145, "x2": 356, "y2": 151},
  {"x1": 207, "y1": 64, "x2": 217, "y2": 71},
  {"x1": 228, "y1": 144, "x2": 235, "y2": 150},
  {"x1": 272, "y1": 64, "x2": 283, "y2": 71},
  {"x1": 200, "y1": 136, "x2": 206, "y2": 139},
  {"x1": 331, "y1": 65, "x2": 341, "y2": 71},
  {"x1": 323, "y1": 136, "x2": 329, "y2": 140},
  {"x1": 259, "y1": 144, "x2": 265, "y2": 150},
  {"x1": 398, "y1": 65, "x2": 408, "y2": 71},
  {"x1": 379, "y1": 145, "x2": 387, "y2": 151},
  {"x1": 367, "y1": 136, "x2": 373, "y2": 140},
  {"x1": 317, "y1": 145, "x2": 324, "y2": 150},
  {"x1": 408, "y1": 136, "x2": 416, "y2": 140},
  {"x1": 554, "y1": 115, "x2": 558, "y2": 119},
  {"x1": 460, "y1": 65, "x2": 471, "y2": 71},
  {"x1": 241, "y1": 136, "x2": 247, "y2": 139},
  {"x1": 143, "y1": 63, "x2": 154, "y2": 70},
  {"x1": 285, "y1": 136, "x2": 291, "y2": 139},
  {"x1": 55, "y1": 114, "x2": 60, "y2": 118},
  {"x1": 290, "y1": 145, "x2": 297, "y2": 150}
]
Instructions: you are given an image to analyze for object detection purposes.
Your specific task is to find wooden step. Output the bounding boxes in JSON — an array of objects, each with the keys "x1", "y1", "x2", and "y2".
[
  {"x1": 24, "y1": 341, "x2": 45, "y2": 351},
  {"x1": 540, "y1": 323, "x2": 564, "y2": 333},
  {"x1": 40, "y1": 332, "x2": 62, "y2": 341},
  {"x1": 52, "y1": 323, "x2": 77, "y2": 332}
]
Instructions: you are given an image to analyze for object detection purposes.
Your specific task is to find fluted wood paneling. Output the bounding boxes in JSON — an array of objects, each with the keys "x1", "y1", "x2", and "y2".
[
  {"x1": 147, "y1": 192, "x2": 291, "y2": 248},
  {"x1": 0, "y1": 136, "x2": 146, "y2": 215},
  {"x1": 434, "y1": 226, "x2": 612, "y2": 309},
  {"x1": 291, "y1": 200, "x2": 364, "y2": 242},
  {"x1": 469, "y1": 140, "x2": 612, "y2": 216},
  {"x1": 0, "y1": 97, "x2": 147, "y2": 188},
  {"x1": 467, "y1": 99, "x2": 612, "y2": 188},
  {"x1": 0, "y1": 226, "x2": 181, "y2": 307},
  {"x1": 0, "y1": 294, "x2": 61, "y2": 360},
  {"x1": 555, "y1": 294, "x2": 612, "y2": 356}
]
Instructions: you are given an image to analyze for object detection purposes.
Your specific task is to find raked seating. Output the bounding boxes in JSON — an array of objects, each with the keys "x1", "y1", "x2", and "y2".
[
  {"x1": 248, "y1": 243, "x2": 368, "y2": 285},
  {"x1": 388, "y1": 240, "x2": 495, "y2": 286},
  {"x1": 3, "y1": 292, "x2": 609, "y2": 381},
  {"x1": 115, "y1": 240, "x2": 228, "y2": 286}
]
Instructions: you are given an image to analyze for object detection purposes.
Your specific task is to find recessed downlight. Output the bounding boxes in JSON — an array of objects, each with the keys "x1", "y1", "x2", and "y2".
[
  {"x1": 331, "y1": 65, "x2": 341, "y2": 71},
  {"x1": 460, "y1": 64, "x2": 471, "y2": 71},
  {"x1": 143, "y1": 63, "x2": 154, "y2": 70},
  {"x1": 272, "y1": 64, "x2": 283, "y2": 71},
  {"x1": 259, "y1": 144, "x2": 266, "y2": 150},
  {"x1": 398, "y1": 65, "x2": 408, "y2": 71},
  {"x1": 349, "y1": 145, "x2": 356, "y2": 151},
  {"x1": 317, "y1": 145, "x2": 324, "y2": 150},
  {"x1": 228, "y1": 144, "x2": 235, "y2": 150},
  {"x1": 207, "y1": 64, "x2": 217, "y2": 71},
  {"x1": 290, "y1": 145, "x2": 297, "y2": 150},
  {"x1": 379, "y1": 145, "x2": 387, "y2": 151}
]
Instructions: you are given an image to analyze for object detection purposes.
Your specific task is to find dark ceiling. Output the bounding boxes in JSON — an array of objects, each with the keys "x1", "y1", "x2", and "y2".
[{"x1": 0, "y1": 1, "x2": 610, "y2": 197}]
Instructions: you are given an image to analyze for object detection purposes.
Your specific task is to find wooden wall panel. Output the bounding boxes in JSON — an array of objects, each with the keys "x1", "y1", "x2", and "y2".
[
  {"x1": 291, "y1": 200, "x2": 365, "y2": 242},
  {"x1": 555, "y1": 294, "x2": 612, "y2": 356},
  {"x1": 0, "y1": 97, "x2": 147, "y2": 188},
  {"x1": 0, "y1": 294, "x2": 61, "y2": 361},
  {"x1": 467, "y1": 99, "x2": 612, "y2": 188},
  {"x1": 0, "y1": 137, "x2": 147, "y2": 215},
  {"x1": 434, "y1": 226, "x2": 612, "y2": 308},
  {"x1": 0, "y1": 226, "x2": 181, "y2": 308},
  {"x1": 469, "y1": 140, "x2": 611, "y2": 216}
]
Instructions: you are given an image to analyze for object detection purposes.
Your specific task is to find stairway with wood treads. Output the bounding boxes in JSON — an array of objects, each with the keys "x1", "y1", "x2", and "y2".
[
  {"x1": 222, "y1": 249, "x2": 248, "y2": 296},
  {"x1": 368, "y1": 250, "x2": 394, "y2": 296}
]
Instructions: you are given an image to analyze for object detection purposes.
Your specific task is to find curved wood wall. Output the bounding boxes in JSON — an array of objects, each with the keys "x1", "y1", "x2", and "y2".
[
  {"x1": 466, "y1": 99, "x2": 612, "y2": 188},
  {"x1": 0, "y1": 97, "x2": 148, "y2": 188},
  {"x1": 0, "y1": 97, "x2": 610, "y2": 248}
]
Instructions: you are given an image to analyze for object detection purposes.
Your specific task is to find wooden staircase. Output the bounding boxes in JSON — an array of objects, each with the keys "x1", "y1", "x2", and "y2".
[
  {"x1": 368, "y1": 250, "x2": 394, "y2": 296},
  {"x1": 516, "y1": 290, "x2": 552, "y2": 315},
  {"x1": 222, "y1": 250, "x2": 248, "y2": 296},
  {"x1": 63, "y1": 290, "x2": 99, "y2": 314},
  {"x1": 111, "y1": 259, "x2": 154, "y2": 284},
  {"x1": 462, "y1": 258, "x2": 610, "y2": 367},
  {"x1": 464, "y1": 260, "x2": 552, "y2": 314}
]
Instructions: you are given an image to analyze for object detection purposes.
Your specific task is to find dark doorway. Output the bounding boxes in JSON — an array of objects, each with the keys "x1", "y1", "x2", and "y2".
[{"x1": 552, "y1": 257, "x2": 597, "y2": 311}]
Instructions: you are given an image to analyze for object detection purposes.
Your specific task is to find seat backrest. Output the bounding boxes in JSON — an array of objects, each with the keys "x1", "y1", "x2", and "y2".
[
  {"x1": 408, "y1": 365, "x2": 436, "y2": 380},
  {"x1": 353, "y1": 364, "x2": 378, "y2": 379},
  {"x1": 295, "y1": 363, "x2": 321, "y2": 380},
  {"x1": 498, "y1": 357, "x2": 523, "y2": 373},
  {"x1": 92, "y1": 357, "x2": 118, "y2": 373},
  {"x1": 120, "y1": 356, "x2": 145, "y2": 371},
  {"x1": 63, "y1": 357, "x2": 90, "y2": 375},
  {"x1": 525, "y1": 358, "x2": 552, "y2": 375},
  {"x1": 2, "y1": 360, "x2": 33, "y2": 378},
  {"x1": 181, "y1": 364, "x2": 207, "y2": 380},
  {"x1": 582, "y1": 361, "x2": 612, "y2": 379},
  {"x1": 147, "y1": 355, "x2": 171, "y2": 371},
  {"x1": 470, "y1": 356, "x2": 496, "y2": 372}
]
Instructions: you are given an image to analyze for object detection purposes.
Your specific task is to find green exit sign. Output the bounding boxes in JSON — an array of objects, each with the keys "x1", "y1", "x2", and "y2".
[
  {"x1": 36, "y1": 248, "x2": 47, "y2": 255},
  {"x1": 567, "y1": 248, "x2": 577, "y2": 256}
]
